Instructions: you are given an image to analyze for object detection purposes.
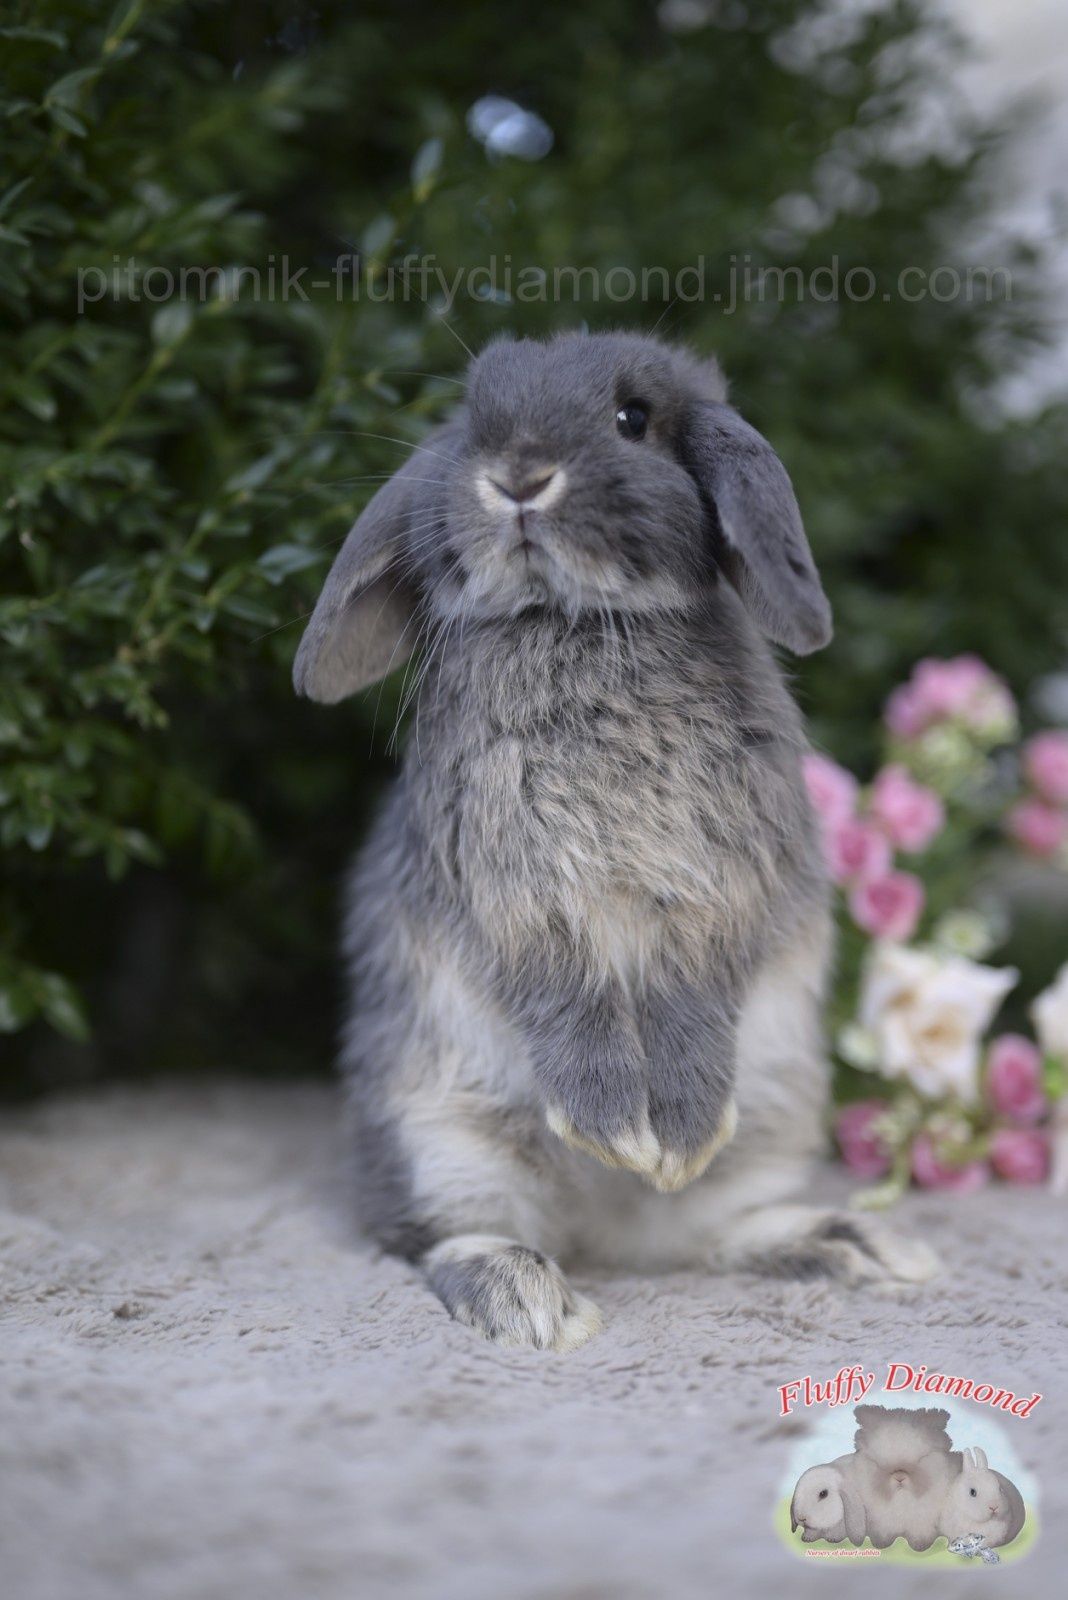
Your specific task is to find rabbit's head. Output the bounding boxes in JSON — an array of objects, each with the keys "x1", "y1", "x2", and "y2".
[
  {"x1": 294, "y1": 332, "x2": 832, "y2": 702},
  {"x1": 942, "y1": 1448, "x2": 1026, "y2": 1548},
  {"x1": 791, "y1": 1464, "x2": 865, "y2": 1545}
]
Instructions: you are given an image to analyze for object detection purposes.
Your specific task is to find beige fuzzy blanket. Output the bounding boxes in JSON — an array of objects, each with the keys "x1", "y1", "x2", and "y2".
[{"x1": 0, "y1": 1083, "x2": 1063, "y2": 1599}]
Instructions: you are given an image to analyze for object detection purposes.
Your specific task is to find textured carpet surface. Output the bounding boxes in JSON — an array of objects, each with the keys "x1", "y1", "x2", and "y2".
[{"x1": 0, "y1": 1083, "x2": 1063, "y2": 1600}]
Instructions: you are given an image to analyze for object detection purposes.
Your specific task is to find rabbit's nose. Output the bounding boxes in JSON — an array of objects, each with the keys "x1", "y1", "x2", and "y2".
[{"x1": 491, "y1": 468, "x2": 560, "y2": 504}]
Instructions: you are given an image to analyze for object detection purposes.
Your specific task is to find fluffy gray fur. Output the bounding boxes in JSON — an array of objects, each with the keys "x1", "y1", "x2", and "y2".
[{"x1": 295, "y1": 331, "x2": 936, "y2": 1349}]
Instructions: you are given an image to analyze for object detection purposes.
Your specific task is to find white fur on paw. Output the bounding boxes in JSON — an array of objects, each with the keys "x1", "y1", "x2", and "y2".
[
  {"x1": 863, "y1": 1227, "x2": 940, "y2": 1287},
  {"x1": 551, "y1": 1291, "x2": 603, "y2": 1353},
  {"x1": 651, "y1": 1099, "x2": 739, "y2": 1193},
  {"x1": 424, "y1": 1236, "x2": 602, "y2": 1352},
  {"x1": 820, "y1": 1216, "x2": 940, "y2": 1289},
  {"x1": 545, "y1": 1104, "x2": 662, "y2": 1178},
  {"x1": 546, "y1": 1100, "x2": 738, "y2": 1193}
]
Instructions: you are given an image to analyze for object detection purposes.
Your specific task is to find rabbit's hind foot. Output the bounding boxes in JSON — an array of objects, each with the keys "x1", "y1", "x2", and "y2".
[
  {"x1": 423, "y1": 1234, "x2": 602, "y2": 1352},
  {"x1": 722, "y1": 1205, "x2": 940, "y2": 1291}
]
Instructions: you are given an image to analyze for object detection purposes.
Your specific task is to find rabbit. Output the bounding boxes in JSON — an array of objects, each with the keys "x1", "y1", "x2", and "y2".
[
  {"x1": 294, "y1": 330, "x2": 938, "y2": 1349},
  {"x1": 850, "y1": 1406, "x2": 960, "y2": 1550},
  {"x1": 939, "y1": 1447, "x2": 1026, "y2": 1551},
  {"x1": 790, "y1": 1461, "x2": 866, "y2": 1545}
]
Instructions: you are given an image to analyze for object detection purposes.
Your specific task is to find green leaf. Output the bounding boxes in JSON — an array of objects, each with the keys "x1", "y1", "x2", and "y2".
[
  {"x1": 44, "y1": 65, "x2": 102, "y2": 110},
  {"x1": 0, "y1": 976, "x2": 38, "y2": 1033},
  {"x1": 0, "y1": 27, "x2": 66, "y2": 46},
  {"x1": 219, "y1": 593, "x2": 279, "y2": 627},
  {"x1": 1043, "y1": 1054, "x2": 1068, "y2": 1102},
  {"x1": 361, "y1": 212, "x2": 395, "y2": 263},
  {"x1": 47, "y1": 105, "x2": 87, "y2": 137},
  {"x1": 411, "y1": 137, "x2": 444, "y2": 201},
  {"x1": 104, "y1": 0, "x2": 143, "y2": 47},
  {"x1": 225, "y1": 454, "x2": 282, "y2": 494},
  {"x1": 151, "y1": 302, "x2": 193, "y2": 346},
  {"x1": 10, "y1": 374, "x2": 56, "y2": 421},
  {"x1": 0, "y1": 176, "x2": 34, "y2": 219},
  {"x1": 257, "y1": 543, "x2": 326, "y2": 583},
  {"x1": 36, "y1": 973, "x2": 91, "y2": 1043},
  {"x1": 24, "y1": 807, "x2": 55, "y2": 851}
]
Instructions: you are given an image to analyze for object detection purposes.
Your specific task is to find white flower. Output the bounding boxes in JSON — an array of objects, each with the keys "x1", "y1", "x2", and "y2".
[
  {"x1": 836, "y1": 1022, "x2": 880, "y2": 1070},
  {"x1": 858, "y1": 944, "x2": 1018, "y2": 1103},
  {"x1": 931, "y1": 909, "x2": 997, "y2": 961},
  {"x1": 1032, "y1": 962, "x2": 1068, "y2": 1062}
]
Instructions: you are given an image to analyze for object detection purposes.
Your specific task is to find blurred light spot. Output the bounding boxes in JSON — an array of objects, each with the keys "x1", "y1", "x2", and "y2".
[
  {"x1": 658, "y1": 0, "x2": 715, "y2": 30},
  {"x1": 659, "y1": 0, "x2": 747, "y2": 31},
  {"x1": 467, "y1": 96, "x2": 554, "y2": 161}
]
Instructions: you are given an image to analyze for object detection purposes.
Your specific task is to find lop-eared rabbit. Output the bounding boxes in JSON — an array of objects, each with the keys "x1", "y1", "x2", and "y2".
[{"x1": 295, "y1": 333, "x2": 936, "y2": 1349}]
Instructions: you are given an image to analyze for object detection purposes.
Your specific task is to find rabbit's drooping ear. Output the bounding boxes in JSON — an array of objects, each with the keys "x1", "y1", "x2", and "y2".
[
  {"x1": 840, "y1": 1482, "x2": 866, "y2": 1547},
  {"x1": 686, "y1": 402, "x2": 832, "y2": 655},
  {"x1": 293, "y1": 427, "x2": 457, "y2": 703}
]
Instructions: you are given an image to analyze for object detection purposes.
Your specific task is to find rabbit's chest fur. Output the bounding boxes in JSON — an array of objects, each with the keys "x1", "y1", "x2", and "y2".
[{"x1": 413, "y1": 598, "x2": 815, "y2": 981}]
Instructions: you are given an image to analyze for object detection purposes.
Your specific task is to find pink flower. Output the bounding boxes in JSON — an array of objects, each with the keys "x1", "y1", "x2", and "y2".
[
  {"x1": 913, "y1": 656, "x2": 989, "y2": 718},
  {"x1": 911, "y1": 1133, "x2": 989, "y2": 1194},
  {"x1": 802, "y1": 752, "x2": 858, "y2": 826},
  {"x1": 849, "y1": 871, "x2": 925, "y2": 942},
  {"x1": 1024, "y1": 730, "x2": 1068, "y2": 806},
  {"x1": 1005, "y1": 798, "x2": 1068, "y2": 859},
  {"x1": 869, "y1": 764, "x2": 945, "y2": 853},
  {"x1": 884, "y1": 683, "x2": 927, "y2": 740},
  {"x1": 825, "y1": 818, "x2": 892, "y2": 886},
  {"x1": 836, "y1": 1100, "x2": 893, "y2": 1178},
  {"x1": 989, "y1": 1127, "x2": 1051, "y2": 1186},
  {"x1": 884, "y1": 656, "x2": 1016, "y2": 741},
  {"x1": 985, "y1": 1034, "x2": 1048, "y2": 1125}
]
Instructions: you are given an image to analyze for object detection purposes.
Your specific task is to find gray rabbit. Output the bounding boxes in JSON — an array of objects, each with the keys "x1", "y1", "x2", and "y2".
[{"x1": 295, "y1": 332, "x2": 937, "y2": 1348}]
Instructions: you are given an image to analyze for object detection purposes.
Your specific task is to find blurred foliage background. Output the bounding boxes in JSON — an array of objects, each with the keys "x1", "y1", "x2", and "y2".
[{"x1": 2, "y1": 0, "x2": 1067, "y2": 1097}]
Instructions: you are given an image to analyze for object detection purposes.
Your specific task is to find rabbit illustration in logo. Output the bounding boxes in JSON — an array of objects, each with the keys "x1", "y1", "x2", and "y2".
[
  {"x1": 850, "y1": 1405, "x2": 960, "y2": 1551},
  {"x1": 939, "y1": 1447, "x2": 1026, "y2": 1551},
  {"x1": 790, "y1": 1411, "x2": 1028, "y2": 1556},
  {"x1": 790, "y1": 1461, "x2": 866, "y2": 1545}
]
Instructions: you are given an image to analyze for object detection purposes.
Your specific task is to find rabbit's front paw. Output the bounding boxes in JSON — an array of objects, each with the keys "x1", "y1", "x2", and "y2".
[
  {"x1": 545, "y1": 1102, "x2": 663, "y2": 1180},
  {"x1": 423, "y1": 1235, "x2": 602, "y2": 1352},
  {"x1": 638, "y1": 983, "x2": 740, "y2": 1191},
  {"x1": 546, "y1": 1097, "x2": 738, "y2": 1191},
  {"x1": 648, "y1": 1098, "x2": 739, "y2": 1193}
]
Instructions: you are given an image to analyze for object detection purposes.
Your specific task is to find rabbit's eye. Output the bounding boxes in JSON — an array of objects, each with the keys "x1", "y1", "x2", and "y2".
[
  {"x1": 970, "y1": 1488, "x2": 977, "y2": 1497},
  {"x1": 818, "y1": 1489, "x2": 828, "y2": 1500},
  {"x1": 616, "y1": 401, "x2": 649, "y2": 440}
]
